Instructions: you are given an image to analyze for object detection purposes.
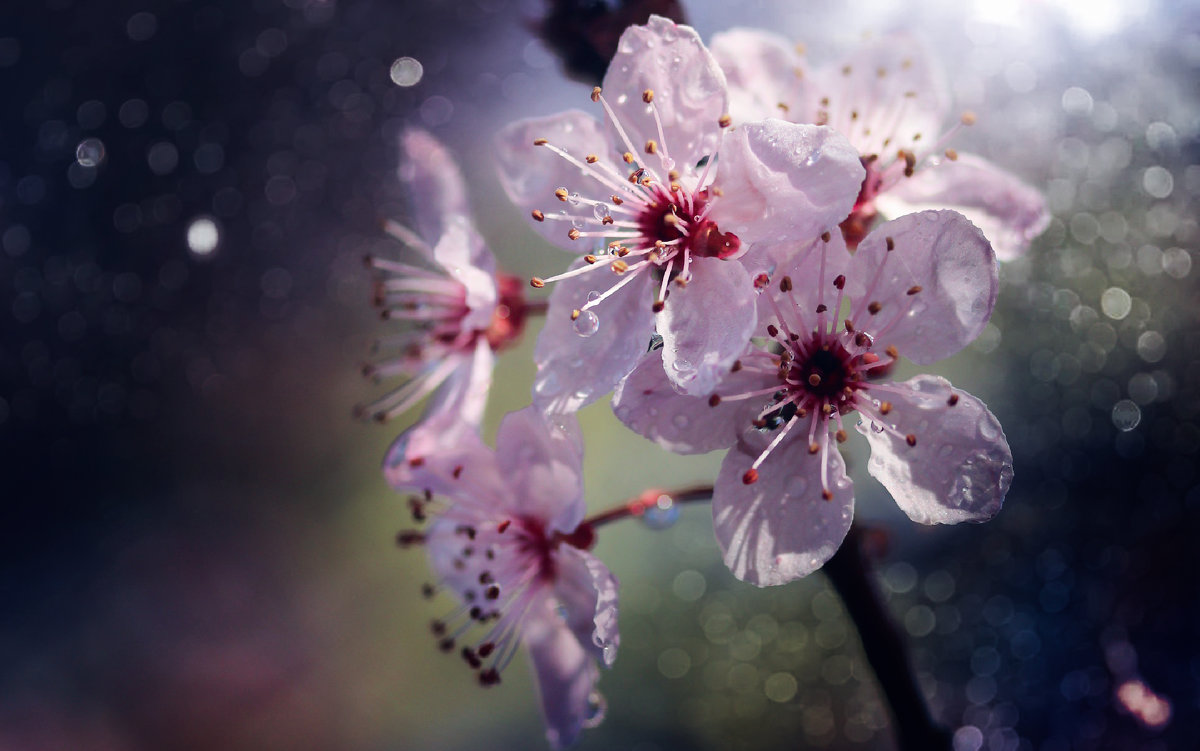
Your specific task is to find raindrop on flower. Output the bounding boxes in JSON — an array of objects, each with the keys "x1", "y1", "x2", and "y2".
[
  {"x1": 573, "y1": 310, "x2": 599, "y2": 337},
  {"x1": 586, "y1": 290, "x2": 601, "y2": 303},
  {"x1": 592, "y1": 203, "x2": 610, "y2": 221}
]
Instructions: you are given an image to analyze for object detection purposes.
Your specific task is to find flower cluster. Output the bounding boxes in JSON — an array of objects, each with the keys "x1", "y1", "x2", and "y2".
[{"x1": 370, "y1": 14, "x2": 1043, "y2": 748}]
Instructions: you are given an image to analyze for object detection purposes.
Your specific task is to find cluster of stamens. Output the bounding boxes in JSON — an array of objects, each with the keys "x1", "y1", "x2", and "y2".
[
  {"x1": 709, "y1": 231, "x2": 959, "y2": 498},
  {"x1": 355, "y1": 220, "x2": 527, "y2": 422},
  {"x1": 779, "y1": 59, "x2": 976, "y2": 247},
  {"x1": 396, "y1": 478, "x2": 595, "y2": 687},
  {"x1": 527, "y1": 86, "x2": 738, "y2": 316}
]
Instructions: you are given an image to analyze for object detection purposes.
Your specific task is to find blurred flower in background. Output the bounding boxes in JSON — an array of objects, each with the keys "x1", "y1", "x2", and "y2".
[{"x1": 0, "y1": 1, "x2": 1196, "y2": 750}]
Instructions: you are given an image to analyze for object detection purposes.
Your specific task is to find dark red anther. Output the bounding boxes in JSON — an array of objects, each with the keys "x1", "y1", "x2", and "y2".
[{"x1": 695, "y1": 221, "x2": 741, "y2": 259}]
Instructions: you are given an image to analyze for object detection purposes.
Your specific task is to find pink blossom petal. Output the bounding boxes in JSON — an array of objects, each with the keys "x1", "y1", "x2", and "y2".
[
  {"x1": 533, "y1": 258, "x2": 656, "y2": 414},
  {"x1": 430, "y1": 218, "x2": 497, "y2": 331},
  {"x1": 713, "y1": 121, "x2": 864, "y2": 244},
  {"x1": 857, "y1": 375, "x2": 1012, "y2": 524},
  {"x1": 710, "y1": 28, "x2": 807, "y2": 124},
  {"x1": 848, "y1": 210, "x2": 997, "y2": 364},
  {"x1": 399, "y1": 128, "x2": 471, "y2": 246},
  {"x1": 875, "y1": 152, "x2": 1050, "y2": 261},
  {"x1": 423, "y1": 337, "x2": 493, "y2": 431},
  {"x1": 554, "y1": 546, "x2": 620, "y2": 668},
  {"x1": 524, "y1": 595, "x2": 604, "y2": 750},
  {"x1": 382, "y1": 408, "x2": 505, "y2": 501},
  {"x1": 495, "y1": 111, "x2": 614, "y2": 251},
  {"x1": 805, "y1": 34, "x2": 949, "y2": 159},
  {"x1": 659, "y1": 256, "x2": 757, "y2": 395},
  {"x1": 602, "y1": 15, "x2": 727, "y2": 171},
  {"x1": 713, "y1": 432, "x2": 855, "y2": 586},
  {"x1": 495, "y1": 408, "x2": 585, "y2": 534},
  {"x1": 612, "y1": 350, "x2": 772, "y2": 454}
]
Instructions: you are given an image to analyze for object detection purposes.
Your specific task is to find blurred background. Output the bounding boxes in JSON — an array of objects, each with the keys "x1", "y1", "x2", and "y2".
[{"x1": 1, "y1": 1, "x2": 1197, "y2": 749}]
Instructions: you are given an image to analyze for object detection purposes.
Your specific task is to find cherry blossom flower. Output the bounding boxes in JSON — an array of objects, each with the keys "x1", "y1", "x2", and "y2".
[
  {"x1": 613, "y1": 211, "x2": 1013, "y2": 585},
  {"x1": 358, "y1": 129, "x2": 527, "y2": 435},
  {"x1": 390, "y1": 407, "x2": 618, "y2": 749},
  {"x1": 710, "y1": 29, "x2": 1049, "y2": 259},
  {"x1": 495, "y1": 15, "x2": 864, "y2": 409}
]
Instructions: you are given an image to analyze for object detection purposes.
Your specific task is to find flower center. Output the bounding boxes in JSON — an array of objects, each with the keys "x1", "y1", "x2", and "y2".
[{"x1": 636, "y1": 185, "x2": 740, "y2": 260}]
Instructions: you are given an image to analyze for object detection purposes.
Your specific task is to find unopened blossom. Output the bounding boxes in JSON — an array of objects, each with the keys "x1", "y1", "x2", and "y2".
[
  {"x1": 710, "y1": 30, "x2": 1049, "y2": 259},
  {"x1": 496, "y1": 15, "x2": 864, "y2": 409},
  {"x1": 358, "y1": 129, "x2": 528, "y2": 438},
  {"x1": 613, "y1": 211, "x2": 1013, "y2": 585},
  {"x1": 390, "y1": 407, "x2": 618, "y2": 749}
]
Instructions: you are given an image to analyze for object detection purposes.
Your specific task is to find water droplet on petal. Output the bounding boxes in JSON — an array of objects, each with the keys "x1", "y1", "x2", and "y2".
[
  {"x1": 805, "y1": 149, "x2": 822, "y2": 167},
  {"x1": 593, "y1": 203, "x2": 610, "y2": 220},
  {"x1": 573, "y1": 310, "x2": 599, "y2": 337},
  {"x1": 568, "y1": 191, "x2": 582, "y2": 206},
  {"x1": 586, "y1": 290, "x2": 601, "y2": 303}
]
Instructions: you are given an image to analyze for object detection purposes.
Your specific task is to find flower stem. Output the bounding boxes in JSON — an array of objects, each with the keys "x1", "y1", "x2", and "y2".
[
  {"x1": 823, "y1": 523, "x2": 952, "y2": 750},
  {"x1": 581, "y1": 485, "x2": 713, "y2": 529}
]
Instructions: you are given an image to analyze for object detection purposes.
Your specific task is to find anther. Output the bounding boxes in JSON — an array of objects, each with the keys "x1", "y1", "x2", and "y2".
[
  {"x1": 554, "y1": 188, "x2": 568, "y2": 201},
  {"x1": 533, "y1": 138, "x2": 548, "y2": 146},
  {"x1": 780, "y1": 276, "x2": 793, "y2": 292},
  {"x1": 591, "y1": 86, "x2": 601, "y2": 102},
  {"x1": 833, "y1": 275, "x2": 846, "y2": 290},
  {"x1": 855, "y1": 332, "x2": 872, "y2": 347},
  {"x1": 944, "y1": 149, "x2": 959, "y2": 161},
  {"x1": 652, "y1": 300, "x2": 665, "y2": 313},
  {"x1": 611, "y1": 260, "x2": 629, "y2": 274},
  {"x1": 479, "y1": 669, "x2": 501, "y2": 686},
  {"x1": 808, "y1": 443, "x2": 820, "y2": 455},
  {"x1": 431, "y1": 620, "x2": 447, "y2": 635},
  {"x1": 903, "y1": 150, "x2": 916, "y2": 177},
  {"x1": 530, "y1": 277, "x2": 545, "y2": 288},
  {"x1": 767, "y1": 324, "x2": 779, "y2": 338},
  {"x1": 642, "y1": 89, "x2": 654, "y2": 103},
  {"x1": 885, "y1": 236, "x2": 895, "y2": 251},
  {"x1": 396, "y1": 530, "x2": 424, "y2": 547},
  {"x1": 961, "y1": 111, "x2": 977, "y2": 126},
  {"x1": 567, "y1": 228, "x2": 581, "y2": 241},
  {"x1": 816, "y1": 304, "x2": 828, "y2": 313},
  {"x1": 497, "y1": 519, "x2": 511, "y2": 533},
  {"x1": 531, "y1": 209, "x2": 545, "y2": 222},
  {"x1": 645, "y1": 140, "x2": 657, "y2": 155},
  {"x1": 844, "y1": 319, "x2": 856, "y2": 333},
  {"x1": 808, "y1": 374, "x2": 822, "y2": 386},
  {"x1": 409, "y1": 456, "x2": 425, "y2": 468},
  {"x1": 584, "y1": 254, "x2": 597, "y2": 264},
  {"x1": 821, "y1": 231, "x2": 832, "y2": 243},
  {"x1": 718, "y1": 113, "x2": 732, "y2": 128},
  {"x1": 947, "y1": 393, "x2": 960, "y2": 406},
  {"x1": 623, "y1": 152, "x2": 635, "y2": 164},
  {"x1": 611, "y1": 195, "x2": 623, "y2": 205},
  {"x1": 439, "y1": 638, "x2": 455, "y2": 652},
  {"x1": 570, "y1": 309, "x2": 581, "y2": 321},
  {"x1": 868, "y1": 301, "x2": 882, "y2": 315},
  {"x1": 731, "y1": 360, "x2": 743, "y2": 373},
  {"x1": 754, "y1": 273, "x2": 770, "y2": 289},
  {"x1": 462, "y1": 647, "x2": 482, "y2": 669},
  {"x1": 822, "y1": 489, "x2": 834, "y2": 501},
  {"x1": 886, "y1": 345, "x2": 899, "y2": 359},
  {"x1": 708, "y1": 394, "x2": 722, "y2": 407},
  {"x1": 485, "y1": 585, "x2": 501, "y2": 600},
  {"x1": 835, "y1": 430, "x2": 847, "y2": 443},
  {"x1": 906, "y1": 285, "x2": 922, "y2": 295},
  {"x1": 905, "y1": 434, "x2": 917, "y2": 447},
  {"x1": 742, "y1": 469, "x2": 759, "y2": 485},
  {"x1": 479, "y1": 642, "x2": 495, "y2": 657},
  {"x1": 421, "y1": 583, "x2": 435, "y2": 599},
  {"x1": 585, "y1": 154, "x2": 598, "y2": 164},
  {"x1": 880, "y1": 401, "x2": 893, "y2": 414}
]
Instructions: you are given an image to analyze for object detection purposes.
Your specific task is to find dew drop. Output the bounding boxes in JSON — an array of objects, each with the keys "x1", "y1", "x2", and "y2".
[
  {"x1": 586, "y1": 290, "x2": 601, "y2": 303},
  {"x1": 978, "y1": 417, "x2": 1000, "y2": 440},
  {"x1": 568, "y1": 191, "x2": 582, "y2": 206},
  {"x1": 641, "y1": 494, "x2": 680, "y2": 530},
  {"x1": 573, "y1": 310, "x2": 599, "y2": 337},
  {"x1": 804, "y1": 149, "x2": 822, "y2": 167},
  {"x1": 592, "y1": 202, "x2": 610, "y2": 220}
]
